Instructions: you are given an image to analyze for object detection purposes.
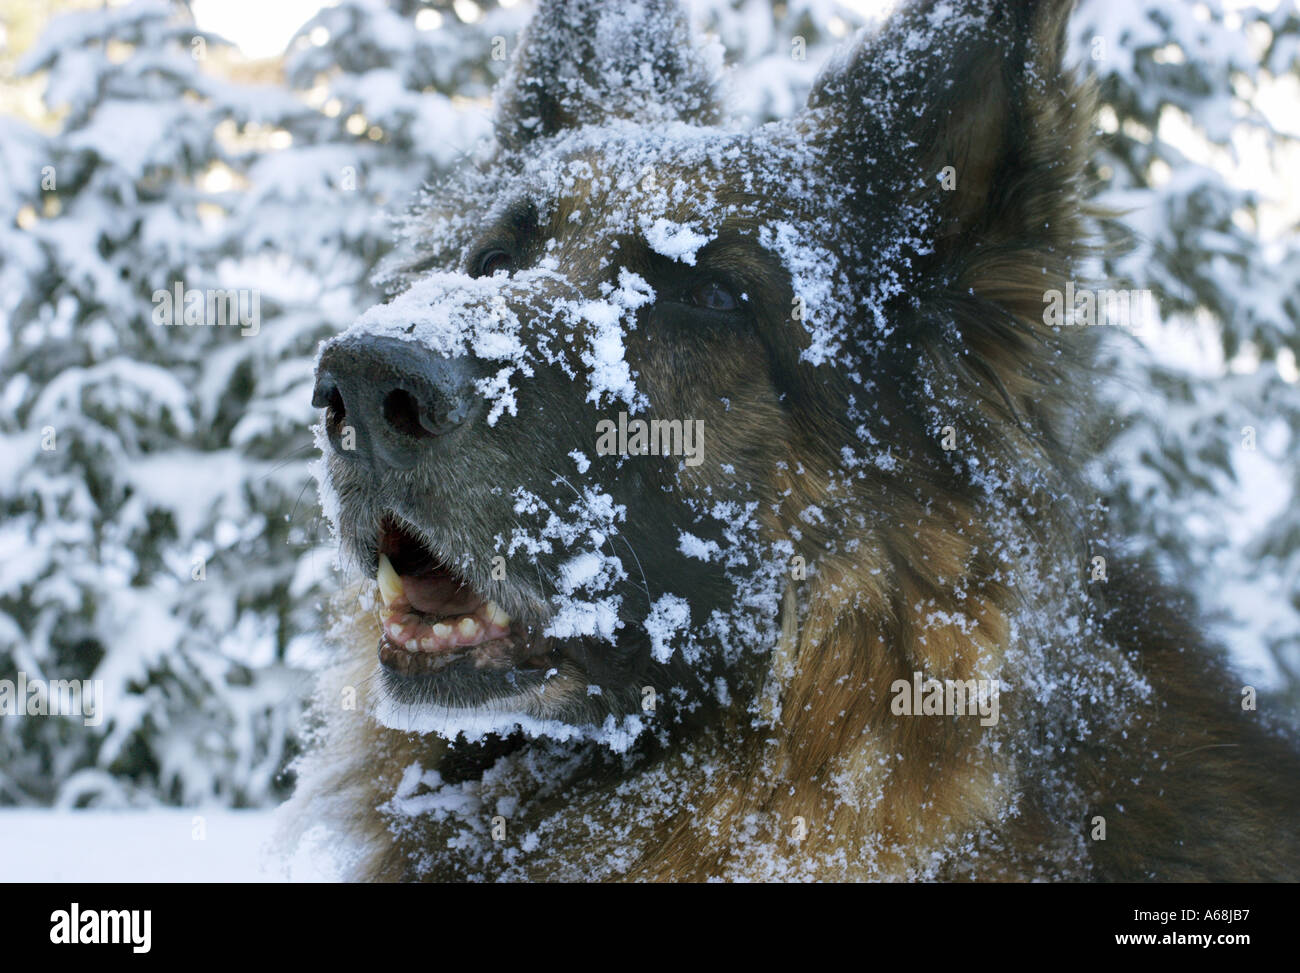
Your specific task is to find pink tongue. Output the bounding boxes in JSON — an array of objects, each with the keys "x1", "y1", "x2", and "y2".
[{"x1": 403, "y1": 572, "x2": 483, "y2": 617}]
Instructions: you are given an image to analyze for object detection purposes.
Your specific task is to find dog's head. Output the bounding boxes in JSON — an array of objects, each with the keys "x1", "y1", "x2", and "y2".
[{"x1": 312, "y1": 0, "x2": 1091, "y2": 735}]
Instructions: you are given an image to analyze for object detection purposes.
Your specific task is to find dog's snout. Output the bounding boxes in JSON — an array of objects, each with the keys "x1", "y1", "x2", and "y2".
[{"x1": 313, "y1": 334, "x2": 478, "y2": 469}]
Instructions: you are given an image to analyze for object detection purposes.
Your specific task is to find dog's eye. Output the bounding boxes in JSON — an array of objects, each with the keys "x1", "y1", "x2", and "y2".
[
  {"x1": 687, "y1": 280, "x2": 741, "y2": 311},
  {"x1": 473, "y1": 249, "x2": 513, "y2": 278}
]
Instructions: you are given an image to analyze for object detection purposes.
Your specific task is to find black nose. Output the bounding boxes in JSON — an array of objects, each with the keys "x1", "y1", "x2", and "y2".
[{"x1": 313, "y1": 334, "x2": 478, "y2": 470}]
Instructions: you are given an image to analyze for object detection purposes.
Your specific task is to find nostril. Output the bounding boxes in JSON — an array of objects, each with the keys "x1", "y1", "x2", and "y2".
[
  {"x1": 313, "y1": 374, "x2": 349, "y2": 438},
  {"x1": 382, "y1": 389, "x2": 433, "y2": 440},
  {"x1": 325, "y1": 386, "x2": 346, "y2": 437}
]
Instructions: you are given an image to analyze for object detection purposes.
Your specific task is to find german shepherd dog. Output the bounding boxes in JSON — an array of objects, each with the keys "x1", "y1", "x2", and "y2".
[{"x1": 283, "y1": 0, "x2": 1300, "y2": 880}]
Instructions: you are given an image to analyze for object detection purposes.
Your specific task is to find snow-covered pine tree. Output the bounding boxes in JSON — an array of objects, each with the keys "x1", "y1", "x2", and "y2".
[
  {"x1": 0, "y1": 0, "x2": 320, "y2": 807},
  {"x1": 1071, "y1": 0, "x2": 1300, "y2": 710}
]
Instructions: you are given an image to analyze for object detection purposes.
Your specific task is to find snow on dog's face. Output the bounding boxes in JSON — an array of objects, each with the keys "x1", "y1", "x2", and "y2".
[
  {"x1": 315, "y1": 129, "x2": 817, "y2": 735},
  {"x1": 312, "y1": 0, "x2": 1094, "y2": 742}
]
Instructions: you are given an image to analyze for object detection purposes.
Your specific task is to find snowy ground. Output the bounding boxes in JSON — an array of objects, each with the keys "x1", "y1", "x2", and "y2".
[{"x1": 0, "y1": 809, "x2": 324, "y2": 882}]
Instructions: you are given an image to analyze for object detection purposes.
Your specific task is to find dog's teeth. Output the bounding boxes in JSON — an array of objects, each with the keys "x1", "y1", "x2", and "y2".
[
  {"x1": 485, "y1": 601, "x2": 511, "y2": 626},
  {"x1": 432, "y1": 622, "x2": 452, "y2": 639},
  {"x1": 377, "y1": 553, "x2": 404, "y2": 608},
  {"x1": 457, "y1": 617, "x2": 481, "y2": 640}
]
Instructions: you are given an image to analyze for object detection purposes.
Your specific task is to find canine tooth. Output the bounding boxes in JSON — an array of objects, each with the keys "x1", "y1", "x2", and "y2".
[
  {"x1": 377, "y1": 553, "x2": 404, "y2": 608},
  {"x1": 485, "y1": 601, "x2": 511, "y2": 626}
]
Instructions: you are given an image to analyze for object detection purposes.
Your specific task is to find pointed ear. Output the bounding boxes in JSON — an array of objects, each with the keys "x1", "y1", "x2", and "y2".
[
  {"x1": 495, "y1": 0, "x2": 722, "y2": 151},
  {"x1": 805, "y1": 0, "x2": 1088, "y2": 252}
]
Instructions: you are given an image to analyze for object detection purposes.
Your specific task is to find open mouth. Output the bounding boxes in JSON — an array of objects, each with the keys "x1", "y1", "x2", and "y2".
[{"x1": 373, "y1": 517, "x2": 554, "y2": 677}]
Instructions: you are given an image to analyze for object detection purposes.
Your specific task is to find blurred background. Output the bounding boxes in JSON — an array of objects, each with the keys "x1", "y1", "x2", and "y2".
[{"x1": 0, "y1": 0, "x2": 1297, "y2": 876}]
